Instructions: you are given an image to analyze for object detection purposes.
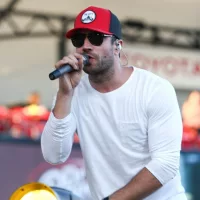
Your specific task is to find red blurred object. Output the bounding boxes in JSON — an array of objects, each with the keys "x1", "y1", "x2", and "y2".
[
  {"x1": 181, "y1": 91, "x2": 200, "y2": 151},
  {"x1": 74, "y1": 134, "x2": 80, "y2": 143},
  {"x1": 0, "y1": 106, "x2": 11, "y2": 133},
  {"x1": 1, "y1": 103, "x2": 80, "y2": 143},
  {"x1": 182, "y1": 125, "x2": 198, "y2": 151},
  {"x1": 9, "y1": 107, "x2": 24, "y2": 138},
  {"x1": 9, "y1": 104, "x2": 50, "y2": 139},
  {"x1": 195, "y1": 129, "x2": 200, "y2": 149}
]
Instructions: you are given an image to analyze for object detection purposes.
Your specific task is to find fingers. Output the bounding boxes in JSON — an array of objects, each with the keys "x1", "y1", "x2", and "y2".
[
  {"x1": 55, "y1": 53, "x2": 84, "y2": 71},
  {"x1": 74, "y1": 53, "x2": 84, "y2": 70}
]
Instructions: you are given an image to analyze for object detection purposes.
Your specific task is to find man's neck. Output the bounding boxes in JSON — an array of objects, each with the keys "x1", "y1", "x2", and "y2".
[{"x1": 89, "y1": 66, "x2": 133, "y2": 93}]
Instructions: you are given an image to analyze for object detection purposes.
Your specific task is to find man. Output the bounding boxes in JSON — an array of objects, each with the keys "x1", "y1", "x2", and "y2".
[{"x1": 41, "y1": 6, "x2": 187, "y2": 200}]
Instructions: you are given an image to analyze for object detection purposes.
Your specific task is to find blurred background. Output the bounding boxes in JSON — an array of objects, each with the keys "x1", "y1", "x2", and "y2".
[{"x1": 0, "y1": 0, "x2": 199, "y2": 199}]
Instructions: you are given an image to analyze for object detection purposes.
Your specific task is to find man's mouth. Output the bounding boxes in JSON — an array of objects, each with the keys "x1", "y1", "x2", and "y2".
[{"x1": 88, "y1": 55, "x2": 94, "y2": 59}]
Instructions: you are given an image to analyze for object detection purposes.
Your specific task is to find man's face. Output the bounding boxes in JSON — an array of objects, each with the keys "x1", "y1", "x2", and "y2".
[{"x1": 71, "y1": 30, "x2": 115, "y2": 76}]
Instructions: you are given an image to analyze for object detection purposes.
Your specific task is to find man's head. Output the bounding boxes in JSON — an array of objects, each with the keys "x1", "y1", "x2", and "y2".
[
  {"x1": 27, "y1": 91, "x2": 41, "y2": 105},
  {"x1": 66, "y1": 6, "x2": 123, "y2": 78}
]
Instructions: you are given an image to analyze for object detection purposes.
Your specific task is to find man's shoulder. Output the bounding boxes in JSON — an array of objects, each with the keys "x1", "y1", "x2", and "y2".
[
  {"x1": 134, "y1": 66, "x2": 162, "y2": 81},
  {"x1": 134, "y1": 66, "x2": 174, "y2": 90}
]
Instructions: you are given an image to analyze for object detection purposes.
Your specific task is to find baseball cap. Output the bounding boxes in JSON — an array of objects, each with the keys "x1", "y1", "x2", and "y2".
[{"x1": 66, "y1": 6, "x2": 122, "y2": 39}]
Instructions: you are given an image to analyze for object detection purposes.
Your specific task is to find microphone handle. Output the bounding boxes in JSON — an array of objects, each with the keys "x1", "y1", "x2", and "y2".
[
  {"x1": 49, "y1": 55, "x2": 89, "y2": 80},
  {"x1": 49, "y1": 65, "x2": 73, "y2": 80}
]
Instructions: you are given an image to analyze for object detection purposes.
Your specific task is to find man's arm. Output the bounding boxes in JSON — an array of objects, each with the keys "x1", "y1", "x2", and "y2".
[
  {"x1": 41, "y1": 54, "x2": 85, "y2": 164},
  {"x1": 41, "y1": 91, "x2": 77, "y2": 164},
  {"x1": 52, "y1": 90, "x2": 74, "y2": 118},
  {"x1": 108, "y1": 79, "x2": 182, "y2": 200},
  {"x1": 109, "y1": 167, "x2": 162, "y2": 200}
]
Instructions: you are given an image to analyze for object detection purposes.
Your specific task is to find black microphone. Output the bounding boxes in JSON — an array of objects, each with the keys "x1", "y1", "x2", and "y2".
[{"x1": 49, "y1": 55, "x2": 89, "y2": 80}]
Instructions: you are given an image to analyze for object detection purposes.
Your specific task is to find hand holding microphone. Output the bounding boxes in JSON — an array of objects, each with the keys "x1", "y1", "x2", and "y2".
[
  {"x1": 49, "y1": 54, "x2": 89, "y2": 80},
  {"x1": 51, "y1": 53, "x2": 89, "y2": 94}
]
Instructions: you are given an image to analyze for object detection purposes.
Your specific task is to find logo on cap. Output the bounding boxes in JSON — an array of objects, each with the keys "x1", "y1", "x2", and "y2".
[{"x1": 81, "y1": 11, "x2": 96, "y2": 24}]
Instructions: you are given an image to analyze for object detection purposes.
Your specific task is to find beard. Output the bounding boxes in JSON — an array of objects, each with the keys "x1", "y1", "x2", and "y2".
[{"x1": 83, "y1": 52, "x2": 115, "y2": 83}]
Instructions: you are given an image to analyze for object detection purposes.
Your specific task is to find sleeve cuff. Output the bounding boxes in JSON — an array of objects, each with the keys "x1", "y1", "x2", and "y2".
[
  {"x1": 146, "y1": 159, "x2": 173, "y2": 185},
  {"x1": 49, "y1": 111, "x2": 72, "y2": 124}
]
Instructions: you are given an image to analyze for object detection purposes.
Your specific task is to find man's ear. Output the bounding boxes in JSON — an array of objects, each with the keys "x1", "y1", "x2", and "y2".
[{"x1": 115, "y1": 39, "x2": 122, "y2": 50}]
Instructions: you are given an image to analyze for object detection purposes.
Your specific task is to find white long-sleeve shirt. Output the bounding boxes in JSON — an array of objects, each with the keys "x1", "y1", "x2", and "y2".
[{"x1": 41, "y1": 66, "x2": 186, "y2": 200}]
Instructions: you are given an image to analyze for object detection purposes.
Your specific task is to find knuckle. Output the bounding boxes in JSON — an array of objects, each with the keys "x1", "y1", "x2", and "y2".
[
  {"x1": 55, "y1": 63, "x2": 60, "y2": 69},
  {"x1": 62, "y1": 56, "x2": 68, "y2": 60}
]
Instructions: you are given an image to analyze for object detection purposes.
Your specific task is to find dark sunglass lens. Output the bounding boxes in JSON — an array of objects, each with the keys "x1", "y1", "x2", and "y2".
[
  {"x1": 88, "y1": 32, "x2": 104, "y2": 46},
  {"x1": 71, "y1": 34, "x2": 85, "y2": 47}
]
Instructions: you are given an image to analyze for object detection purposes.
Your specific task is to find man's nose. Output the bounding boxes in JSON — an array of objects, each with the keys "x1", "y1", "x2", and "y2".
[{"x1": 82, "y1": 37, "x2": 92, "y2": 51}]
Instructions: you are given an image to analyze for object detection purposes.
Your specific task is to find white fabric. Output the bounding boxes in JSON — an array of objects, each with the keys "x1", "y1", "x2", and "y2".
[{"x1": 41, "y1": 66, "x2": 186, "y2": 200}]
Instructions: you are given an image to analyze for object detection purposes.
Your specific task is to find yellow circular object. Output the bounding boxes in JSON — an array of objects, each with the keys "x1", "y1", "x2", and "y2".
[{"x1": 9, "y1": 182, "x2": 57, "y2": 200}]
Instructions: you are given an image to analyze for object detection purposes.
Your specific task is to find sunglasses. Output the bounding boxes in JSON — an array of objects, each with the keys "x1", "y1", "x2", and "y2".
[{"x1": 71, "y1": 32, "x2": 113, "y2": 48}]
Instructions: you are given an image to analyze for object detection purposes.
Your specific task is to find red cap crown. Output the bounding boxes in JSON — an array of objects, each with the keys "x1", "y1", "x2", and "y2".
[{"x1": 66, "y1": 6, "x2": 121, "y2": 39}]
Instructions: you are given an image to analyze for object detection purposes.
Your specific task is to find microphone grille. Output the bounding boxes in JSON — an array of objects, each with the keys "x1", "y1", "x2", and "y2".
[{"x1": 83, "y1": 55, "x2": 89, "y2": 65}]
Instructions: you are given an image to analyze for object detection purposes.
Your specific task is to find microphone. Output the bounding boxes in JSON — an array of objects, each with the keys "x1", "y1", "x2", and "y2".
[{"x1": 49, "y1": 55, "x2": 89, "y2": 80}]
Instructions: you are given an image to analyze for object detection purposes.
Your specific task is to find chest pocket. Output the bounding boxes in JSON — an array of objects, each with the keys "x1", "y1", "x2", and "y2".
[{"x1": 118, "y1": 121, "x2": 147, "y2": 151}]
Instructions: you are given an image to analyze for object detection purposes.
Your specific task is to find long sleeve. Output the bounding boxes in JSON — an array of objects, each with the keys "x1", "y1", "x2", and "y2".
[
  {"x1": 41, "y1": 95, "x2": 77, "y2": 164},
  {"x1": 145, "y1": 80, "x2": 183, "y2": 185}
]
